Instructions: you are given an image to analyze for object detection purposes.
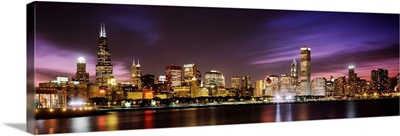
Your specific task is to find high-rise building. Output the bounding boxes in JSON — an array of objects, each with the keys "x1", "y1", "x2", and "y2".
[
  {"x1": 240, "y1": 76, "x2": 251, "y2": 96},
  {"x1": 231, "y1": 76, "x2": 240, "y2": 89},
  {"x1": 95, "y1": 23, "x2": 113, "y2": 87},
  {"x1": 204, "y1": 70, "x2": 225, "y2": 88},
  {"x1": 280, "y1": 74, "x2": 292, "y2": 95},
  {"x1": 290, "y1": 59, "x2": 298, "y2": 85},
  {"x1": 183, "y1": 63, "x2": 196, "y2": 86},
  {"x1": 300, "y1": 46, "x2": 311, "y2": 95},
  {"x1": 311, "y1": 77, "x2": 326, "y2": 96},
  {"x1": 371, "y1": 68, "x2": 389, "y2": 93},
  {"x1": 265, "y1": 75, "x2": 279, "y2": 96},
  {"x1": 196, "y1": 70, "x2": 202, "y2": 87},
  {"x1": 190, "y1": 77, "x2": 199, "y2": 98},
  {"x1": 348, "y1": 65, "x2": 357, "y2": 95},
  {"x1": 140, "y1": 74, "x2": 155, "y2": 89},
  {"x1": 334, "y1": 76, "x2": 346, "y2": 96},
  {"x1": 130, "y1": 59, "x2": 142, "y2": 89},
  {"x1": 255, "y1": 80, "x2": 265, "y2": 97},
  {"x1": 165, "y1": 64, "x2": 182, "y2": 89},
  {"x1": 72, "y1": 57, "x2": 89, "y2": 83}
]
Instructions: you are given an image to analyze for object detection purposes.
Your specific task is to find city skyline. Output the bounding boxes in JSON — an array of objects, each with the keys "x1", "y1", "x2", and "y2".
[{"x1": 34, "y1": 2, "x2": 399, "y2": 86}]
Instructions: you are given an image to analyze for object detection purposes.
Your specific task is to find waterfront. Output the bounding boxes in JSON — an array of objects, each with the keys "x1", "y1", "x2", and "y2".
[{"x1": 35, "y1": 98, "x2": 399, "y2": 134}]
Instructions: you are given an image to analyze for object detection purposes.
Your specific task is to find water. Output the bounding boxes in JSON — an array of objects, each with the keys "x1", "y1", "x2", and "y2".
[{"x1": 35, "y1": 98, "x2": 399, "y2": 134}]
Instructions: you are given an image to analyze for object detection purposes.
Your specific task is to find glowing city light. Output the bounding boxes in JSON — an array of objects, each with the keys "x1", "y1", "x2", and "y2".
[
  {"x1": 77, "y1": 57, "x2": 86, "y2": 63},
  {"x1": 348, "y1": 65, "x2": 355, "y2": 69}
]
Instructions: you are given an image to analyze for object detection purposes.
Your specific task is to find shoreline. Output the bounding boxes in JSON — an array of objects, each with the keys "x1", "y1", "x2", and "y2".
[{"x1": 36, "y1": 97, "x2": 399, "y2": 119}]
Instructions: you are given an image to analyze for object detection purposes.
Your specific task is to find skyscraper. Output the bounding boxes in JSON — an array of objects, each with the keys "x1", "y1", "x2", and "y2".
[
  {"x1": 290, "y1": 59, "x2": 298, "y2": 85},
  {"x1": 95, "y1": 23, "x2": 113, "y2": 87},
  {"x1": 204, "y1": 70, "x2": 225, "y2": 88},
  {"x1": 130, "y1": 59, "x2": 142, "y2": 89},
  {"x1": 311, "y1": 77, "x2": 326, "y2": 96},
  {"x1": 241, "y1": 76, "x2": 251, "y2": 96},
  {"x1": 72, "y1": 57, "x2": 89, "y2": 83},
  {"x1": 165, "y1": 64, "x2": 182, "y2": 89},
  {"x1": 183, "y1": 63, "x2": 196, "y2": 86},
  {"x1": 255, "y1": 80, "x2": 265, "y2": 97},
  {"x1": 371, "y1": 68, "x2": 389, "y2": 93},
  {"x1": 300, "y1": 46, "x2": 311, "y2": 95},
  {"x1": 264, "y1": 75, "x2": 279, "y2": 96},
  {"x1": 348, "y1": 65, "x2": 357, "y2": 95},
  {"x1": 231, "y1": 76, "x2": 240, "y2": 89}
]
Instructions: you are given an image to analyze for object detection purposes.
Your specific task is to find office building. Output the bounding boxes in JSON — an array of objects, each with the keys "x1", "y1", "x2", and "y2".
[
  {"x1": 95, "y1": 23, "x2": 113, "y2": 87},
  {"x1": 72, "y1": 57, "x2": 89, "y2": 83},
  {"x1": 300, "y1": 46, "x2": 311, "y2": 95}
]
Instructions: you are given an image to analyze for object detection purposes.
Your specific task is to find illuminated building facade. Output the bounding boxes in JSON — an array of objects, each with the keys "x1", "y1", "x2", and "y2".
[
  {"x1": 158, "y1": 75, "x2": 166, "y2": 84},
  {"x1": 72, "y1": 57, "x2": 89, "y2": 83},
  {"x1": 290, "y1": 59, "x2": 298, "y2": 85},
  {"x1": 204, "y1": 70, "x2": 225, "y2": 88},
  {"x1": 231, "y1": 76, "x2": 240, "y2": 89},
  {"x1": 348, "y1": 65, "x2": 357, "y2": 95},
  {"x1": 280, "y1": 74, "x2": 292, "y2": 95},
  {"x1": 397, "y1": 73, "x2": 400, "y2": 92},
  {"x1": 95, "y1": 23, "x2": 113, "y2": 87},
  {"x1": 183, "y1": 63, "x2": 196, "y2": 86},
  {"x1": 241, "y1": 76, "x2": 251, "y2": 96},
  {"x1": 311, "y1": 77, "x2": 326, "y2": 96},
  {"x1": 371, "y1": 68, "x2": 390, "y2": 93},
  {"x1": 190, "y1": 77, "x2": 199, "y2": 98},
  {"x1": 255, "y1": 80, "x2": 265, "y2": 97},
  {"x1": 265, "y1": 75, "x2": 279, "y2": 96},
  {"x1": 300, "y1": 46, "x2": 311, "y2": 95},
  {"x1": 165, "y1": 64, "x2": 182, "y2": 89},
  {"x1": 334, "y1": 76, "x2": 346, "y2": 96},
  {"x1": 130, "y1": 59, "x2": 142, "y2": 89}
]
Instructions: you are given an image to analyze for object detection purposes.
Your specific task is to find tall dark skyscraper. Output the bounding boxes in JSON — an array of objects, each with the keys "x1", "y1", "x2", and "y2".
[
  {"x1": 72, "y1": 57, "x2": 89, "y2": 83},
  {"x1": 241, "y1": 76, "x2": 251, "y2": 96},
  {"x1": 290, "y1": 59, "x2": 298, "y2": 85},
  {"x1": 348, "y1": 65, "x2": 357, "y2": 95},
  {"x1": 300, "y1": 46, "x2": 311, "y2": 95},
  {"x1": 371, "y1": 68, "x2": 389, "y2": 93},
  {"x1": 95, "y1": 23, "x2": 113, "y2": 87}
]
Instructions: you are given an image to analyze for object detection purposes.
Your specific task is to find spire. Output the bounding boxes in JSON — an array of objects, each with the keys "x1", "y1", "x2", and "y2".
[
  {"x1": 99, "y1": 23, "x2": 107, "y2": 38},
  {"x1": 136, "y1": 59, "x2": 140, "y2": 67},
  {"x1": 291, "y1": 59, "x2": 297, "y2": 66},
  {"x1": 132, "y1": 59, "x2": 135, "y2": 66}
]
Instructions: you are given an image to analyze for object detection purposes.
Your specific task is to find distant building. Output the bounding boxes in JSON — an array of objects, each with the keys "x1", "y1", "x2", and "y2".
[
  {"x1": 165, "y1": 64, "x2": 182, "y2": 89},
  {"x1": 196, "y1": 70, "x2": 202, "y2": 87},
  {"x1": 158, "y1": 75, "x2": 166, "y2": 84},
  {"x1": 240, "y1": 76, "x2": 251, "y2": 96},
  {"x1": 255, "y1": 80, "x2": 265, "y2": 97},
  {"x1": 290, "y1": 59, "x2": 298, "y2": 86},
  {"x1": 300, "y1": 46, "x2": 311, "y2": 95},
  {"x1": 95, "y1": 23, "x2": 113, "y2": 87},
  {"x1": 397, "y1": 73, "x2": 400, "y2": 92},
  {"x1": 231, "y1": 76, "x2": 240, "y2": 89},
  {"x1": 130, "y1": 59, "x2": 142, "y2": 89},
  {"x1": 371, "y1": 68, "x2": 390, "y2": 93},
  {"x1": 183, "y1": 63, "x2": 196, "y2": 86},
  {"x1": 265, "y1": 75, "x2": 279, "y2": 96},
  {"x1": 72, "y1": 57, "x2": 89, "y2": 83},
  {"x1": 348, "y1": 65, "x2": 357, "y2": 95},
  {"x1": 140, "y1": 74, "x2": 155, "y2": 89},
  {"x1": 204, "y1": 70, "x2": 225, "y2": 88},
  {"x1": 334, "y1": 76, "x2": 346, "y2": 96},
  {"x1": 280, "y1": 74, "x2": 292, "y2": 95},
  {"x1": 311, "y1": 77, "x2": 326, "y2": 96}
]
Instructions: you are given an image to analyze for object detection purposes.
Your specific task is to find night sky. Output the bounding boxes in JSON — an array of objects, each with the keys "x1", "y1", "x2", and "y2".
[{"x1": 34, "y1": 2, "x2": 399, "y2": 87}]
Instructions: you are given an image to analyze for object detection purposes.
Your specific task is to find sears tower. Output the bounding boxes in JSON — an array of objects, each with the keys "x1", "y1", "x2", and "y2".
[{"x1": 95, "y1": 23, "x2": 113, "y2": 87}]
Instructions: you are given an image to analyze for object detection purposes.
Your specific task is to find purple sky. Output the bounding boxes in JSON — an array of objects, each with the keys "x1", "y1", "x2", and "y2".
[{"x1": 34, "y1": 2, "x2": 399, "y2": 87}]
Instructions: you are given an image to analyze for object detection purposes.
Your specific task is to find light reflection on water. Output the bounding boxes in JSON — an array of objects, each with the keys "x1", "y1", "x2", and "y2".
[{"x1": 35, "y1": 99, "x2": 399, "y2": 134}]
